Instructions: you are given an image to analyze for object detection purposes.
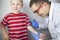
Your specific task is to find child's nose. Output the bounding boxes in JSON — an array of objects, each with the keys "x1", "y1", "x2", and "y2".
[{"x1": 15, "y1": 4, "x2": 17, "y2": 7}]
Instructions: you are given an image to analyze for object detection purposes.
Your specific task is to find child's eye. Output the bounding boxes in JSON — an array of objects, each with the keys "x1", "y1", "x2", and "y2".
[
  {"x1": 17, "y1": 4, "x2": 21, "y2": 5},
  {"x1": 17, "y1": 4, "x2": 20, "y2": 5},
  {"x1": 12, "y1": 3, "x2": 15, "y2": 5}
]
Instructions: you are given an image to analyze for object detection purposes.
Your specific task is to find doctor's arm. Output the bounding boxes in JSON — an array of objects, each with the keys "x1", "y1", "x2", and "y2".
[{"x1": 55, "y1": 22, "x2": 60, "y2": 39}]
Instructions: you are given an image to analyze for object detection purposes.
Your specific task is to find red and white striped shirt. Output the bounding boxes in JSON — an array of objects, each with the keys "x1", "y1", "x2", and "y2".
[{"x1": 1, "y1": 12, "x2": 30, "y2": 40}]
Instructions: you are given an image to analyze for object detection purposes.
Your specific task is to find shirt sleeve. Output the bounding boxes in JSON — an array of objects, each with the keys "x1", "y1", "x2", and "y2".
[
  {"x1": 1, "y1": 16, "x2": 8, "y2": 28},
  {"x1": 25, "y1": 14, "x2": 31, "y2": 26}
]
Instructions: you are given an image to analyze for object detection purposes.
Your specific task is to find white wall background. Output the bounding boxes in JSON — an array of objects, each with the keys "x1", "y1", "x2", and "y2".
[{"x1": 49, "y1": 0, "x2": 60, "y2": 3}]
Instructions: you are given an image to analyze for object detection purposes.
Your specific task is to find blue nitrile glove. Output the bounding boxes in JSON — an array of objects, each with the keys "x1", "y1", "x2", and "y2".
[
  {"x1": 30, "y1": 19, "x2": 39, "y2": 28},
  {"x1": 31, "y1": 32, "x2": 40, "y2": 40}
]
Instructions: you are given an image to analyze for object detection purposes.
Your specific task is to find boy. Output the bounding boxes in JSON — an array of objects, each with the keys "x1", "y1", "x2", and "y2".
[
  {"x1": 30, "y1": 0, "x2": 60, "y2": 40},
  {"x1": 0, "y1": 0, "x2": 45, "y2": 40}
]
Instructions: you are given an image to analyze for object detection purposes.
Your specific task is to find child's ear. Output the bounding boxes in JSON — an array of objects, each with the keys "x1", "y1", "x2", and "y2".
[{"x1": 43, "y1": 2, "x2": 47, "y2": 6}]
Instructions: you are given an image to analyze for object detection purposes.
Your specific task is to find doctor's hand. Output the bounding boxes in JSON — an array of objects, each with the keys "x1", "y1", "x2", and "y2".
[{"x1": 40, "y1": 33, "x2": 46, "y2": 40}]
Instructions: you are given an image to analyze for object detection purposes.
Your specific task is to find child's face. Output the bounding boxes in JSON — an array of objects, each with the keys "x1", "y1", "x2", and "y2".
[{"x1": 10, "y1": 0, "x2": 23, "y2": 13}]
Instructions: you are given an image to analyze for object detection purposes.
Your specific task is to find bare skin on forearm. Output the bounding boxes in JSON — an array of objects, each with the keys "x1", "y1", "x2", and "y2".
[
  {"x1": 27, "y1": 26, "x2": 37, "y2": 35},
  {"x1": 27, "y1": 26, "x2": 46, "y2": 40},
  {"x1": 0, "y1": 24, "x2": 9, "y2": 40}
]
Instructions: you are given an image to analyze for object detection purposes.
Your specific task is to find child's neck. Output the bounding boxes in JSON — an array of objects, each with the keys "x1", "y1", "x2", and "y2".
[{"x1": 13, "y1": 11, "x2": 20, "y2": 14}]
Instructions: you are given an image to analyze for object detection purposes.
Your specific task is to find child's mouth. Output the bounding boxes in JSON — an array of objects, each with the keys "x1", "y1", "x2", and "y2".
[
  {"x1": 15, "y1": 8, "x2": 18, "y2": 10},
  {"x1": 15, "y1": 9, "x2": 17, "y2": 10}
]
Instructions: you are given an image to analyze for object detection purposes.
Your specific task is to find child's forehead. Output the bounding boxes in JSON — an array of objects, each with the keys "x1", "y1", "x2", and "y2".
[{"x1": 10, "y1": 0, "x2": 22, "y2": 2}]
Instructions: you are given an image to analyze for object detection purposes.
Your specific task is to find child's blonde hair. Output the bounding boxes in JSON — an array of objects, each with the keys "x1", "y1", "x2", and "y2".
[{"x1": 10, "y1": 0, "x2": 23, "y2": 4}]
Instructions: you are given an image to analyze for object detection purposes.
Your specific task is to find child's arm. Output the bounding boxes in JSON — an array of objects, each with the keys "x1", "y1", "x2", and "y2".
[
  {"x1": 27, "y1": 26, "x2": 46, "y2": 40},
  {"x1": 27, "y1": 25, "x2": 37, "y2": 35},
  {"x1": 25, "y1": 14, "x2": 46, "y2": 40},
  {"x1": 0, "y1": 24, "x2": 9, "y2": 40}
]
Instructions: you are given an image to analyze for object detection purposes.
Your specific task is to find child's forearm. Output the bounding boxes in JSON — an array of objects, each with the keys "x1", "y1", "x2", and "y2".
[
  {"x1": 1, "y1": 27, "x2": 8, "y2": 36},
  {"x1": 0, "y1": 24, "x2": 8, "y2": 36},
  {"x1": 27, "y1": 26, "x2": 38, "y2": 35},
  {"x1": 1, "y1": 27, "x2": 9, "y2": 40},
  {"x1": 27, "y1": 26, "x2": 46, "y2": 40},
  {"x1": 0, "y1": 23, "x2": 9, "y2": 40}
]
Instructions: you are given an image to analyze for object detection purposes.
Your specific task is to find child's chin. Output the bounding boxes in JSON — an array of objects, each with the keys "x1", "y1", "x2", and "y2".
[{"x1": 15, "y1": 10, "x2": 18, "y2": 11}]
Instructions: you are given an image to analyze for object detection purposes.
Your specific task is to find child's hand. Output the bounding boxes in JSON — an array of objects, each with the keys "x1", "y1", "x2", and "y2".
[
  {"x1": 40, "y1": 33, "x2": 46, "y2": 40},
  {"x1": 3, "y1": 34, "x2": 9, "y2": 40}
]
